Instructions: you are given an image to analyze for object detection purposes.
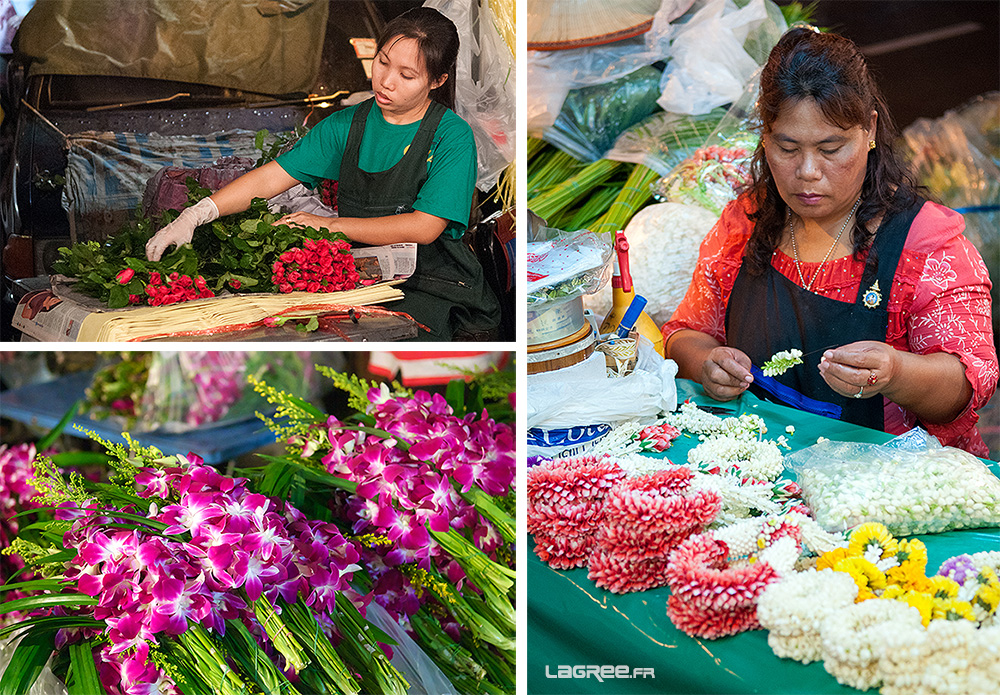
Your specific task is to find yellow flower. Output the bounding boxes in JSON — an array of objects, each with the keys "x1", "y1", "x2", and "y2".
[
  {"x1": 886, "y1": 560, "x2": 931, "y2": 591},
  {"x1": 900, "y1": 591, "x2": 934, "y2": 627},
  {"x1": 932, "y1": 598, "x2": 976, "y2": 623},
  {"x1": 927, "y1": 575, "x2": 961, "y2": 600},
  {"x1": 848, "y1": 522, "x2": 898, "y2": 562},
  {"x1": 894, "y1": 538, "x2": 928, "y2": 571},
  {"x1": 973, "y1": 582, "x2": 1000, "y2": 619},
  {"x1": 835, "y1": 556, "x2": 887, "y2": 601},
  {"x1": 882, "y1": 584, "x2": 906, "y2": 600},
  {"x1": 818, "y1": 547, "x2": 851, "y2": 570}
]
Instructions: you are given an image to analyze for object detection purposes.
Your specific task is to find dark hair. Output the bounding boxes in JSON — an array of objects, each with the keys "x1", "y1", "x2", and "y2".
[
  {"x1": 376, "y1": 7, "x2": 459, "y2": 110},
  {"x1": 744, "y1": 28, "x2": 918, "y2": 275}
]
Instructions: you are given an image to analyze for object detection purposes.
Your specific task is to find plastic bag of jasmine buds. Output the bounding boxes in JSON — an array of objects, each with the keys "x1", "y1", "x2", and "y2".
[
  {"x1": 784, "y1": 428, "x2": 1000, "y2": 536},
  {"x1": 83, "y1": 351, "x2": 312, "y2": 433}
]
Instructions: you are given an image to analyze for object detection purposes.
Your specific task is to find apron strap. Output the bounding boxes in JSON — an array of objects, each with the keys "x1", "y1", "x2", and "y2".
[{"x1": 856, "y1": 192, "x2": 924, "y2": 308}]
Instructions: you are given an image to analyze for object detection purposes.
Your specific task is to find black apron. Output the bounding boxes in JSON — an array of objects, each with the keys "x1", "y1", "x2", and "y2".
[
  {"x1": 337, "y1": 98, "x2": 500, "y2": 341},
  {"x1": 725, "y1": 194, "x2": 923, "y2": 429}
]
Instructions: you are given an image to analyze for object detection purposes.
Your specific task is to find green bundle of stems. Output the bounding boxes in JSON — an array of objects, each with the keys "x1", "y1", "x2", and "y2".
[
  {"x1": 527, "y1": 149, "x2": 586, "y2": 198},
  {"x1": 590, "y1": 164, "x2": 662, "y2": 236},
  {"x1": 279, "y1": 599, "x2": 363, "y2": 695},
  {"x1": 528, "y1": 158, "x2": 622, "y2": 224},
  {"x1": 332, "y1": 593, "x2": 410, "y2": 695},
  {"x1": 430, "y1": 529, "x2": 515, "y2": 634},
  {"x1": 556, "y1": 182, "x2": 625, "y2": 232},
  {"x1": 409, "y1": 610, "x2": 513, "y2": 695},
  {"x1": 218, "y1": 619, "x2": 302, "y2": 695},
  {"x1": 173, "y1": 625, "x2": 254, "y2": 695},
  {"x1": 253, "y1": 595, "x2": 310, "y2": 673}
]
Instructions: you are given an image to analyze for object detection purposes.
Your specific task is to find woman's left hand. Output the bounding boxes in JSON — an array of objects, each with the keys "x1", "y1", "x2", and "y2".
[
  {"x1": 818, "y1": 340, "x2": 900, "y2": 400},
  {"x1": 276, "y1": 211, "x2": 336, "y2": 232}
]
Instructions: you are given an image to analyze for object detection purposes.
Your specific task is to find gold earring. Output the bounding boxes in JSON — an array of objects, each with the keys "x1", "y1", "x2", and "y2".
[{"x1": 868, "y1": 140, "x2": 876, "y2": 151}]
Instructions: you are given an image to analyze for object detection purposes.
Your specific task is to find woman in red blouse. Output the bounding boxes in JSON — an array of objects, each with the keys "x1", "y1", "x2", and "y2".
[{"x1": 663, "y1": 29, "x2": 997, "y2": 456}]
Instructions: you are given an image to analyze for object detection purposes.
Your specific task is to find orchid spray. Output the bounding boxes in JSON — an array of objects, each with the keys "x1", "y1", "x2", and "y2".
[{"x1": 248, "y1": 367, "x2": 517, "y2": 694}]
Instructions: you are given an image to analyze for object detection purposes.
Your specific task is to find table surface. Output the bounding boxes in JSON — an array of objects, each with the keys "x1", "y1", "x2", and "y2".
[
  {"x1": 12, "y1": 276, "x2": 419, "y2": 342},
  {"x1": 527, "y1": 380, "x2": 1000, "y2": 695},
  {"x1": 0, "y1": 371, "x2": 278, "y2": 464}
]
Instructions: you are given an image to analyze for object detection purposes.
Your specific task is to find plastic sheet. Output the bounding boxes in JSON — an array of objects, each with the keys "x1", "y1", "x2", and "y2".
[
  {"x1": 526, "y1": 227, "x2": 613, "y2": 305},
  {"x1": 364, "y1": 602, "x2": 458, "y2": 695},
  {"x1": 426, "y1": 0, "x2": 515, "y2": 190},
  {"x1": 527, "y1": 0, "x2": 693, "y2": 132},
  {"x1": 785, "y1": 428, "x2": 1000, "y2": 536},
  {"x1": 657, "y1": 0, "x2": 785, "y2": 116},
  {"x1": 14, "y1": 0, "x2": 328, "y2": 95},
  {"x1": 542, "y1": 65, "x2": 664, "y2": 162},
  {"x1": 82, "y1": 351, "x2": 312, "y2": 433}
]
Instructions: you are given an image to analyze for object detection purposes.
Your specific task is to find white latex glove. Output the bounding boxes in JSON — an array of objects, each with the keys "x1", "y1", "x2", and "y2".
[{"x1": 145, "y1": 198, "x2": 219, "y2": 261}]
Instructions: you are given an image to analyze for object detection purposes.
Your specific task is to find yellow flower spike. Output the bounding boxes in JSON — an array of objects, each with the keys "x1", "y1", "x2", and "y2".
[
  {"x1": 818, "y1": 547, "x2": 851, "y2": 570},
  {"x1": 894, "y1": 538, "x2": 928, "y2": 572},
  {"x1": 848, "y1": 522, "x2": 899, "y2": 561},
  {"x1": 834, "y1": 556, "x2": 887, "y2": 601},
  {"x1": 927, "y1": 575, "x2": 961, "y2": 600}
]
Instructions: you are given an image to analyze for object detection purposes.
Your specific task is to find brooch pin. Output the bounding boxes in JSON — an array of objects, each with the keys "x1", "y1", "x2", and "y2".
[{"x1": 862, "y1": 280, "x2": 882, "y2": 308}]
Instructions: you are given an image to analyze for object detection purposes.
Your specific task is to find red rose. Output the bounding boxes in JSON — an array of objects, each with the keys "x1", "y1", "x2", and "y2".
[{"x1": 116, "y1": 268, "x2": 135, "y2": 284}]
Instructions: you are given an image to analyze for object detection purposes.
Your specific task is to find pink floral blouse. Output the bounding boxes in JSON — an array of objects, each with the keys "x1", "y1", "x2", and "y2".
[{"x1": 662, "y1": 195, "x2": 998, "y2": 457}]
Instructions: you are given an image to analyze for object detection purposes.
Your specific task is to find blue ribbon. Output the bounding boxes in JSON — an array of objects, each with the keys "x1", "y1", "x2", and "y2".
[
  {"x1": 749, "y1": 365, "x2": 843, "y2": 420},
  {"x1": 955, "y1": 205, "x2": 1000, "y2": 214}
]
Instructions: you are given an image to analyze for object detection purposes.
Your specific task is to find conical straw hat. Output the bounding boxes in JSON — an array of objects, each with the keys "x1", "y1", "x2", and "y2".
[{"x1": 528, "y1": 0, "x2": 662, "y2": 51}]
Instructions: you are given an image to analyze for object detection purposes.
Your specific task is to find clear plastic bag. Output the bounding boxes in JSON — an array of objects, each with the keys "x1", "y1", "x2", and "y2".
[
  {"x1": 784, "y1": 428, "x2": 1000, "y2": 536},
  {"x1": 426, "y1": 0, "x2": 515, "y2": 191},
  {"x1": 656, "y1": 0, "x2": 786, "y2": 116},
  {"x1": 526, "y1": 226, "x2": 614, "y2": 305},
  {"x1": 542, "y1": 65, "x2": 664, "y2": 162},
  {"x1": 527, "y1": 0, "x2": 694, "y2": 132},
  {"x1": 83, "y1": 351, "x2": 312, "y2": 433}
]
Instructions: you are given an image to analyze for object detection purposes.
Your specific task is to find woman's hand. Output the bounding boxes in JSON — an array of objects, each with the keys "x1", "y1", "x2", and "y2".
[
  {"x1": 701, "y1": 346, "x2": 755, "y2": 401},
  {"x1": 145, "y1": 198, "x2": 219, "y2": 261},
  {"x1": 819, "y1": 340, "x2": 972, "y2": 424},
  {"x1": 276, "y1": 211, "x2": 336, "y2": 232},
  {"x1": 818, "y1": 340, "x2": 898, "y2": 400}
]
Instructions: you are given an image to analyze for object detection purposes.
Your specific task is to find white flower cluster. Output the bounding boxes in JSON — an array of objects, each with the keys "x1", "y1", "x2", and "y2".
[
  {"x1": 587, "y1": 420, "x2": 647, "y2": 457},
  {"x1": 782, "y1": 514, "x2": 848, "y2": 557},
  {"x1": 819, "y1": 599, "x2": 925, "y2": 690},
  {"x1": 664, "y1": 401, "x2": 726, "y2": 434},
  {"x1": 689, "y1": 434, "x2": 784, "y2": 482},
  {"x1": 878, "y1": 620, "x2": 1000, "y2": 695},
  {"x1": 757, "y1": 569, "x2": 859, "y2": 664},
  {"x1": 762, "y1": 348, "x2": 804, "y2": 377},
  {"x1": 792, "y1": 443, "x2": 1000, "y2": 535},
  {"x1": 691, "y1": 472, "x2": 782, "y2": 524}
]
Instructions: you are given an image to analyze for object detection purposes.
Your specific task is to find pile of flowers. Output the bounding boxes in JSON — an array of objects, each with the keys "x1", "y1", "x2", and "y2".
[
  {"x1": 272, "y1": 238, "x2": 360, "y2": 294},
  {"x1": 2, "y1": 439, "x2": 406, "y2": 695},
  {"x1": 588, "y1": 467, "x2": 720, "y2": 593},
  {"x1": 785, "y1": 429, "x2": 1000, "y2": 535},
  {"x1": 251, "y1": 367, "x2": 517, "y2": 692},
  {"x1": 636, "y1": 423, "x2": 682, "y2": 452},
  {"x1": 144, "y1": 271, "x2": 215, "y2": 306}
]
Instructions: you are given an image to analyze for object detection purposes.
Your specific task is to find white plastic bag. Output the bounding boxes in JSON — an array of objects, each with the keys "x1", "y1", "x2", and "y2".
[
  {"x1": 657, "y1": 0, "x2": 785, "y2": 115},
  {"x1": 426, "y1": 0, "x2": 515, "y2": 191},
  {"x1": 527, "y1": 0, "x2": 694, "y2": 132},
  {"x1": 527, "y1": 335, "x2": 678, "y2": 433}
]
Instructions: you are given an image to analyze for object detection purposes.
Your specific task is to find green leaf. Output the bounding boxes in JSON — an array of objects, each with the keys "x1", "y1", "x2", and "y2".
[
  {"x1": 0, "y1": 628, "x2": 55, "y2": 695},
  {"x1": 0, "y1": 594, "x2": 98, "y2": 615},
  {"x1": 51, "y1": 451, "x2": 113, "y2": 467},
  {"x1": 0, "y1": 615, "x2": 102, "y2": 640},
  {"x1": 255, "y1": 455, "x2": 359, "y2": 494},
  {"x1": 108, "y1": 284, "x2": 129, "y2": 308},
  {"x1": 0, "y1": 579, "x2": 67, "y2": 595},
  {"x1": 66, "y1": 639, "x2": 101, "y2": 695},
  {"x1": 37, "y1": 399, "x2": 81, "y2": 450},
  {"x1": 445, "y1": 380, "x2": 466, "y2": 416}
]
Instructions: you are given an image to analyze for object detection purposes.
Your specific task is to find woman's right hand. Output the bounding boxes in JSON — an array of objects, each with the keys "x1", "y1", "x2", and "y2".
[
  {"x1": 701, "y1": 346, "x2": 754, "y2": 401},
  {"x1": 145, "y1": 198, "x2": 219, "y2": 261}
]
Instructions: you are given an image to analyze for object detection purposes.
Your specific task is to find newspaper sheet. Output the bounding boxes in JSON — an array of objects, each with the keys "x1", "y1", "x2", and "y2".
[{"x1": 352, "y1": 243, "x2": 417, "y2": 282}]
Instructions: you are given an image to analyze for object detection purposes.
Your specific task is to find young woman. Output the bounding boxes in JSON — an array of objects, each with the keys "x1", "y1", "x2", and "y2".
[
  {"x1": 664, "y1": 28, "x2": 996, "y2": 455},
  {"x1": 145, "y1": 7, "x2": 499, "y2": 341}
]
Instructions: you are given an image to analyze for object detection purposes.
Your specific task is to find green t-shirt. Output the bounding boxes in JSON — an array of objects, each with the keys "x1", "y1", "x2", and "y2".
[{"x1": 276, "y1": 101, "x2": 477, "y2": 239}]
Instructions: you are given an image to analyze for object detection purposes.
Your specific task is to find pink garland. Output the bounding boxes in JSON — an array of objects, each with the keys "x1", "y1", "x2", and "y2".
[
  {"x1": 638, "y1": 423, "x2": 682, "y2": 451},
  {"x1": 664, "y1": 524, "x2": 801, "y2": 639},
  {"x1": 588, "y1": 468, "x2": 721, "y2": 594},
  {"x1": 526, "y1": 455, "x2": 626, "y2": 569}
]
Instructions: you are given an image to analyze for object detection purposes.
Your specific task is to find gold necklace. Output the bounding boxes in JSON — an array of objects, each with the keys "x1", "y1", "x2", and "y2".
[{"x1": 788, "y1": 196, "x2": 863, "y2": 292}]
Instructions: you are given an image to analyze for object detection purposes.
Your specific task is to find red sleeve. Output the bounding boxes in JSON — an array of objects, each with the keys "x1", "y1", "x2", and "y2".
[
  {"x1": 902, "y1": 230, "x2": 997, "y2": 451},
  {"x1": 660, "y1": 197, "x2": 754, "y2": 344}
]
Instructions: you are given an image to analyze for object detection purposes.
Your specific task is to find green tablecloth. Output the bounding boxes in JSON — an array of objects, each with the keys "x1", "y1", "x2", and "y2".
[{"x1": 527, "y1": 381, "x2": 1000, "y2": 695}]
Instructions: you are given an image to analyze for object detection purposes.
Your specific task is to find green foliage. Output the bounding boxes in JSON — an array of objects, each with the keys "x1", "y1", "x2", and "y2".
[
  {"x1": 315, "y1": 365, "x2": 407, "y2": 414},
  {"x1": 52, "y1": 179, "x2": 351, "y2": 308},
  {"x1": 254, "y1": 127, "x2": 308, "y2": 167}
]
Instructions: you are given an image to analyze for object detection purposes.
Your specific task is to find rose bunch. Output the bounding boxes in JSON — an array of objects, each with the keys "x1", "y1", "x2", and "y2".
[
  {"x1": 272, "y1": 238, "x2": 359, "y2": 294},
  {"x1": 145, "y1": 271, "x2": 214, "y2": 306}
]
